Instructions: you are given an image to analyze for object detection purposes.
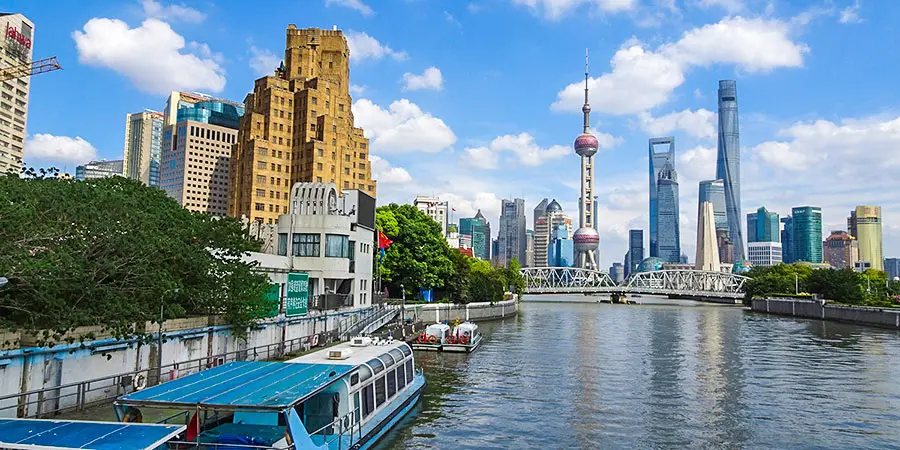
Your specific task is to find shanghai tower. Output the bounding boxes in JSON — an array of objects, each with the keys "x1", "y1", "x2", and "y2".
[{"x1": 716, "y1": 80, "x2": 744, "y2": 261}]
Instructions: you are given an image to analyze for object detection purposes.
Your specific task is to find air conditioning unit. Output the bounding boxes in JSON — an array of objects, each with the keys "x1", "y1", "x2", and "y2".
[
  {"x1": 328, "y1": 348, "x2": 353, "y2": 360},
  {"x1": 350, "y1": 337, "x2": 372, "y2": 347}
]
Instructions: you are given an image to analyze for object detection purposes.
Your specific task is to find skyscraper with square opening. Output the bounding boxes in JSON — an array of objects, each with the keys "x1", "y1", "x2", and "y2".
[{"x1": 649, "y1": 137, "x2": 675, "y2": 258}]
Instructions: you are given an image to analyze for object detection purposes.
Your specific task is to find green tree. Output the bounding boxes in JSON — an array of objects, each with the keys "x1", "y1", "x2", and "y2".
[
  {"x1": 744, "y1": 263, "x2": 813, "y2": 299},
  {"x1": 376, "y1": 204, "x2": 453, "y2": 298},
  {"x1": 0, "y1": 171, "x2": 272, "y2": 345},
  {"x1": 446, "y1": 249, "x2": 472, "y2": 303},
  {"x1": 807, "y1": 268, "x2": 863, "y2": 304},
  {"x1": 503, "y1": 258, "x2": 526, "y2": 298}
]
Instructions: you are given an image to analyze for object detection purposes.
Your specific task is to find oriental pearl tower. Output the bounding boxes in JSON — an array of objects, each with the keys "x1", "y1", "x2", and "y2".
[{"x1": 572, "y1": 50, "x2": 600, "y2": 270}]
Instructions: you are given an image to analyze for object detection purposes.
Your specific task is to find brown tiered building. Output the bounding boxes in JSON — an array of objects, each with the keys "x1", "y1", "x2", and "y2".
[{"x1": 229, "y1": 25, "x2": 376, "y2": 224}]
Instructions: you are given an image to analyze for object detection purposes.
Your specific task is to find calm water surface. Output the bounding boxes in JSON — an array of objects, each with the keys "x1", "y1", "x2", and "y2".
[{"x1": 376, "y1": 297, "x2": 900, "y2": 449}]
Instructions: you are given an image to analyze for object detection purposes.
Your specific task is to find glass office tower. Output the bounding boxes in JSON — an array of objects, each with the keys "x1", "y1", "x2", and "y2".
[{"x1": 716, "y1": 80, "x2": 744, "y2": 261}]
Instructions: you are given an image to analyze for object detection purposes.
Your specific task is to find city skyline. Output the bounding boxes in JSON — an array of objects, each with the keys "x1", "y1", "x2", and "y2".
[{"x1": 14, "y1": 0, "x2": 900, "y2": 267}]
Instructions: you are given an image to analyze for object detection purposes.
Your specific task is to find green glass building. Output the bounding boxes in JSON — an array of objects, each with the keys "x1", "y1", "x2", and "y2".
[
  {"x1": 460, "y1": 210, "x2": 491, "y2": 260},
  {"x1": 791, "y1": 206, "x2": 823, "y2": 263},
  {"x1": 747, "y1": 206, "x2": 780, "y2": 243}
]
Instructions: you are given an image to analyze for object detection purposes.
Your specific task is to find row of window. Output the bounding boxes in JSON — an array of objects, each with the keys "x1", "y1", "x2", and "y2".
[
  {"x1": 190, "y1": 126, "x2": 236, "y2": 143},
  {"x1": 274, "y1": 233, "x2": 352, "y2": 258},
  {"x1": 357, "y1": 354, "x2": 414, "y2": 420}
]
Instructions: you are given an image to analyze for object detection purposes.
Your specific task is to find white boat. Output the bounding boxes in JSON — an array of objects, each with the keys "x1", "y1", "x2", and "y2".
[
  {"x1": 443, "y1": 322, "x2": 483, "y2": 353},
  {"x1": 411, "y1": 323, "x2": 450, "y2": 351}
]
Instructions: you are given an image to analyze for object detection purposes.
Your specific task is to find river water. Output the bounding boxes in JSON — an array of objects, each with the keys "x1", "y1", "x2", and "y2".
[{"x1": 377, "y1": 297, "x2": 900, "y2": 449}]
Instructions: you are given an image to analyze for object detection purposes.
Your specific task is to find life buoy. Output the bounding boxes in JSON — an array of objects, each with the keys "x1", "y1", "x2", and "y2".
[
  {"x1": 417, "y1": 334, "x2": 426, "y2": 343},
  {"x1": 427, "y1": 335, "x2": 437, "y2": 345},
  {"x1": 446, "y1": 335, "x2": 456, "y2": 345},
  {"x1": 132, "y1": 374, "x2": 147, "y2": 391},
  {"x1": 459, "y1": 334, "x2": 470, "y2": 345}
]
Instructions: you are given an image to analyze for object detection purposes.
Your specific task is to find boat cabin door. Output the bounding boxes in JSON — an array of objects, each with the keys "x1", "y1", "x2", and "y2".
[{"x1": 303, "y1": 392, "x2": 340, "y2": 435}]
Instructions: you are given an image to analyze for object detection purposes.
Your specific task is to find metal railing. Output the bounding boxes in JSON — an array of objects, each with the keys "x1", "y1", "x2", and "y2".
[{"x1": 339, "y1": 304, "x2": 397, "y2": 340}]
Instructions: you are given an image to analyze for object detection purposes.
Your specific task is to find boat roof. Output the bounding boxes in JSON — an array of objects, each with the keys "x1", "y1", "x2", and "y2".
[
  {"x1": 0, "y1": 418, "x2": 185, "y2": 450},
  {"x1": 454, "y1": 322, "x2": 478, "y2": 331},
  {"x1": 117, "y1": 361, "x2": 354, "y2": 411},
  {"x1": 426, "y1": 323, "x2": 450, "y2": 332},
  {"x1": 289, "y1": 340, "x2": 411, "y2": 366}
]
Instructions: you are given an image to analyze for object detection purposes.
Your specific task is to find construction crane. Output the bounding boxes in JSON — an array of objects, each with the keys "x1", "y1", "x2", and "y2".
[{"x1": 0, "y1": 56, "x2": 62, "y2": 82}]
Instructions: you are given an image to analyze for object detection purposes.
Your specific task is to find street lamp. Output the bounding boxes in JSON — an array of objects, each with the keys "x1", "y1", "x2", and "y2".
[{"x1": 794, "y1": 273, "x2": 799, "y2": 295}]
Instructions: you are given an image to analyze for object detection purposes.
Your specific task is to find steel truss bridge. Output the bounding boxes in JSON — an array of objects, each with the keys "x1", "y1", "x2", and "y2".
[{"x1": 521, "y1": 267, "x2": 750, "y2": 299}]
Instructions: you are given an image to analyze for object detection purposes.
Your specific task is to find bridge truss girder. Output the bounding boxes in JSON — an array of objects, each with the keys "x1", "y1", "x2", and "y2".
[{"x1": 521, "y1": 268, "x2": 749, "y2": 298}]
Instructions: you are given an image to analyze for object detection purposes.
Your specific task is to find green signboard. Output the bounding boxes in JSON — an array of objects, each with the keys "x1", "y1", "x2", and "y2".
[
  {"x1": 262, "y1": 283, "x2": 280, "y2": 318},
  {"x1": 286, "y1": 272, "x2": 309, "y2": 317}
]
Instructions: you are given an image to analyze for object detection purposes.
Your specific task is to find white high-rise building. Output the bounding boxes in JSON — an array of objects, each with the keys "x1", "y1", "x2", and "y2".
[
  {"x1": 748, "y1": 241, "x2": 782, "y2": 267},
  {"x1": 696, "y1": 201, "x2": 721, "y2": 271},
  {"x1": 123, "y1": 111, "x2": 164, "y2": 186},
  {"x1": 414, "y1": 196, "x2": 449, "y2": 236},
  {"x1": 0, "y1": 13, "x2": 34, "y2": 174}
]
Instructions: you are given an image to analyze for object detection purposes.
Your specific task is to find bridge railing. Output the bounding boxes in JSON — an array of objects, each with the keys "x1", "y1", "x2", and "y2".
[{"x1": 521, "y1": 267, "x2": 749, "y2": 297}]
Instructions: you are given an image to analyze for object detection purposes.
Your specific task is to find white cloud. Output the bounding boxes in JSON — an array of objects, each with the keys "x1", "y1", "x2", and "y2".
[
  {"x1": 438, "y1": 192, "x2": 502, "y2": 221},
  {"x1": 402, "y1": 67, "x2": 443, "y2": 91},
  {"x1": 325, "y1": 0, "x2": 374, "y2": 16},
  {"x1": 188, "y1": 42, "x2": 224, "y2": 64},
  {"x1": 345, "y1": 31, "x2": 407, "y2": 62},
  {"x1": 350, "y1": 84, "x2": 367, "y2": 95},
  {"x1": 467, "y1": 3, "x2": 482, "y2": 13},
  {"x1": 552, "y1": 17, "x2": 808, "y2": 115},
  {"x1": 141, "y1": 0, "x2": 206, "y2": 23},
  {"x1": 445, "y1": 11, "x2": 462, "y2": 28},
  {"x1": 639, "y1": 109, "x2": 717, "y2": 139},
  {"x1": 463, "y1": 146, "x2": 500, "y2": 169},
  {"x1": 73, "y1": 18, "x2": 225, "y2": 95},
  {"x1": 352, "y1": 99, "x2": 456, "y2": 152},
  {"x1": 369, "y1": 155, "x2": 412, "y2": 184},
  {"x1": 249, "y1": 46, "x2": 280, "y2": 76},
  {"x1": 692, "y1": 0, "x2": 746, "y2": 14},
  {"x1": 24, "y1": 134, "x2": 98, "y2": 167},
  {"x1": 839, "y1": 0, "x2": 862, "y2": 24},
  {"x1": 462, "y1": 133, "x2": 571, "y2": 168},
  {"x1": 513, "y1": 0, "x2": 638, "y2": 19},
  {"x1": 589, "y1": 128, "x2": 626, "y2": 149}
]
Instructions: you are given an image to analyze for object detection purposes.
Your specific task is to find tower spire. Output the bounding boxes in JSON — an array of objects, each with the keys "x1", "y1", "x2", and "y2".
[{"x1": 582, "y1": 48, "x2": 591, "y2": 134}]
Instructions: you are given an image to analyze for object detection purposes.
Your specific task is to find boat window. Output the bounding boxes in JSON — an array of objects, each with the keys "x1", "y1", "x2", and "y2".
[
  {"x1": 362, "y1": 383, "x2": 374, "y2": 417},
  {"x1": 378, "y1": 353, "x2": 395, "y2": 367},
  {"x1": 353, "y1": 391, "x2": 361, "y2": 423},
  {"x1": 387, "y1": 369, "x2": 397, "y2": 398},
  {"x1": 366, "y1": 358, "x2": 384, "y2": 374},
  {"x1": 358, "y1": 364, "x2": 372, "y2": 382},
  {"x1": 350, "y1": 373, "x2": 360, "y2": 386},
  {"x1": 388, "y1": 349, "x2": 404, "y2": 365},
  {"x1": 375, "y1": 376, "x2": 386, "y2": 407},
  {"x1": 405, "y1": 359, "x2": 414, "y2": 383},
  {"x1": 397, "y1": 364, "x2": 406, "y2": 390},
  {"x1": 399, "y1": 345, "x2": 412, "y2": 356}
]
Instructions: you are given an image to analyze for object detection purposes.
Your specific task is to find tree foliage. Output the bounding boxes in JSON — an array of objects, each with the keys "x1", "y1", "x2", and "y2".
[
  {"x1": 0, "y1": 170, "x2": 272, "y2": 345},
  {"x1": 744, "y1": 263, "x2": 900, "y2": 307}
]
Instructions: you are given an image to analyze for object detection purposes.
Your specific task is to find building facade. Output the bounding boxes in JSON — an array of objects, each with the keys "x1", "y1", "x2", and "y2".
[
  {"x1": 459, "y1": 210, "x2": 490, "y2": 260},
  {"x1": 747, "y1": 206, "x2": 779, "y2": 243},
  {"x1": 159, "y1": 96, "x2": 244, "y2": 216},
  {"x1": 229, "y1": 26, "x2": 376, "y2": 225},
  {"x1": 533, "y1": 198, "x2": 548, "y2": 231},
  {"x1": 656, "y1": 160, "x2": 680, "y2": 263},
  {"x1": 525, "y1": 229, "x2": 535, "y2": 267},
  {"x1": 0, "y1": 13, "x2": 34, "y2": 174},
  {"x1": 698, "y1": 179, "x2": 727, "y2": 232},
  {"x1": 123, "y1": 111, "x2": 164, "y2": 187},
  {"x1": 626, "y1": 229, "x2": 644, "y2": 277},
  {"x1": 649, "y1": 137, "x2": 675, "y2": 258},
  {"x1": 823, "y1": 230, "x2": 858, "y2": 269},
  {"x1": 548, "y1": 223, "x2": 574, "y2": 267},
  {"x1": 781, "y1": 216, "x2": 794, "y2": 264},
  {"x1": 533, "y1": 199, "x2": 572, "y2": 267},
  {"x1": 851, "y1": 205, "x2": 883, "y2": 271},
  {"x1": 413, "y1": 196, "x2": 449, "y2": 237},
  {"x1": 609, "y1": 263, "x2": 624, "y2": 283},
  {"x1": 75, "y1": 159, "x2": 123, "y2": 181},
  {"x1": 792, "y1": 206, "x2": 823, "y2": 264},
  {"x1": 748, "y1": 241, "x2": 782, "y2": 267},
  {"x1": 696, "y1": 201, "x2": 720, "y2": 271},
  {"x1": 885, "y1": 258, "x2": 900, "y2": 280},
  {"x1": 716, "y1": 80, "x2": 744, "y2": 261},
  {"x1": 498, "y1": 198, "x2": 526, "y2": 266},
  {"x1": 717, "y1": 229, "x2": 734, "y2": 264}
]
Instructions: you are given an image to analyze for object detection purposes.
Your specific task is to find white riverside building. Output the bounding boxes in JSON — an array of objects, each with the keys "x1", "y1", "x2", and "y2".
[
  {"x1": 243, "y1": 182, "x2": 376, "y2": 309},
  {"x1": 748, "y1": 241, "x2": 782, "y2": 267}
]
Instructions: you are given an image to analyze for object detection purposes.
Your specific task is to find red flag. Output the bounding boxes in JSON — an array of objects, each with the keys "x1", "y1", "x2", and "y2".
[
  {"x1": 186, "y1": 412, "x2": 200, "y2": 441},
  {"x1": 378, "y1": 231, "x2": 393, "y2": 249}
]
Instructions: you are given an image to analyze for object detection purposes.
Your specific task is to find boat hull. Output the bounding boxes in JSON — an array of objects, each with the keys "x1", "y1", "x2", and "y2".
[
  {"x1": 350, "y1": 374, "x2": 426, "y2": 450},
  {"x1": 442, "y1": 335, "x2": 482, "y2": 353},
  {"x1": 410, "y1": 343, "x2": 442, "y2": 351}
]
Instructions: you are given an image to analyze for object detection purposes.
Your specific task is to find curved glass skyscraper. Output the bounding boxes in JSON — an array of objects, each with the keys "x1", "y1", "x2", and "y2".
[
  {"x1": 716, "y1": 80, "x2": 744, "y2": 262},
  {"x1": 656, "y1": 160, "x2": 680, "y2": 263}
]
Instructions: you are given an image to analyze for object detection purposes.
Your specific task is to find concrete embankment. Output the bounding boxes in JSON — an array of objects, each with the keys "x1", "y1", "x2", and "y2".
[
  {"x1": 751, "y1": 297, "x2": 900, "y2": 330},
  {"x1": 401, "y1": 299, "x2": 518, "y2": 324}
]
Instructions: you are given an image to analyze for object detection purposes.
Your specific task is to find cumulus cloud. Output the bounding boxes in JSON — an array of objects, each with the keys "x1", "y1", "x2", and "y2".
[
  {"x1": 513, "y1": 0, "x2": 638, "y2": 19},
  {"x1": 24, "y1": 134, "x2": 99, "y2": 167},
  {"x1": 370, "y1": 155, "x2": 412, "y2": 184},
  {"x1": 73, "y1": 18, "x2": 226, "y2": 95},
  {"x1": 249, "y1": 46, "x2": 280, "y2": 76},
  {"x1": 839, "y1": 0, "x2": 862, "y2": 24},
  {"x1": 402, "y1": 67, "x2": 443, "y2": 91},
  {"x1": 639, "y1": 109, "x2": 717, "y2": 139},
  {"x1": 464, "y1": 146, "x2": 500, "y2": 169},
  {"x1": 325, "y1": 0, "x2": 374, "y2": 16},
  {"x1": 463, "y1": 133, "x2": 570, "y2": 168},
  {"x1": 352, "y1": 99, "x2": 456, "y2": 152},
  {"x1": 346, "y1": 31, "x2": 407, "y2": 62},
  {"x1": 141, "y1": 0, "x2": 206, "y2": 23},
  {"x1": 552, "y1": 17, "x2": 808, "y2": 114},
  {"x1": 692, "y1": 0, "x2": 746, "y2": 14},
  {"x1": 350, "y1": 85, "x2": 367, "y2": 95}
]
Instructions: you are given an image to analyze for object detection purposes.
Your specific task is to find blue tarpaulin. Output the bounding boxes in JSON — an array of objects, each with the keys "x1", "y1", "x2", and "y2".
[
  {"x1": 0, "y1": 419, "x2": 185, "y2": 449},
  {"x1": 118, "y1": 361, "x2": 355, "y2": 410}
]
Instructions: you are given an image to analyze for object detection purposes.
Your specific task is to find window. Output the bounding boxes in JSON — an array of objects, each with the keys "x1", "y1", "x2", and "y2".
[
  {"x1": 362, "y1": 384, "x2": 374, "y2": 417},
  {"x1": 317, "y1": 149, "x2": 324, "y2": 157},
  {"x1": 256, "y1": 189, "x2": 265, "y2": 197},
  {"x1": 257, "y1": 161, "x2": 267, "y2": 169},
  {"x1": 255, "y1": 203, "x2": 265, "y2": 211},
  {"x1": 339, "y1": 104, "x2": 344, "y2": 112},
  {"x1": 292, "y1": 233, "x2": 320, "y2": 257},
  {"x1": 374, "y1": 376, "x2": 386, "y2": 407},
  {"x1": 325, "y1": 235, "x2": 349, "y2": 257},
  {"x1": 405, "y1": 359, "x2": 414, "y2": 383},
  {"x1": 317, "y1": 163, "x2": 323, "y2": 170},
  {"x1": 332, "y1": 125, "x2": 337, "y2": 132},
  {"x1": 278, "y1": 234, "x2": 288, "y2": 256},
  {"x1": 386, "y1": 369, "x2": 397, "y2": 398},
  {"x1": 397, "y1": 364, "x2": 406, "y2": 390},
  {"x1": 311, "y1": 97, "x2": 317, "y2": 105},
  {"x1": 345, "y1": 155, "x2": 351, "y2": 162}
]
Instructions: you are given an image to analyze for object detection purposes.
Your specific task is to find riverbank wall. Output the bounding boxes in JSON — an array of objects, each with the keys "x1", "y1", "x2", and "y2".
[
  {"x1": 751, "y1": 297, "x2": 900, "y2": 330},
  {"x1": 401, "y1": 299, "x2": 518, "y2": 324},
  {"x1": 0, "y1": 306, "x2": 391, "y2": 418}
]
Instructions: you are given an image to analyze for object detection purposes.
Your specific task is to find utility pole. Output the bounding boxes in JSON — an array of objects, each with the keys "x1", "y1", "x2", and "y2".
[{"x1": 794, "y1": 273, "x2": 799, "y2": 295}]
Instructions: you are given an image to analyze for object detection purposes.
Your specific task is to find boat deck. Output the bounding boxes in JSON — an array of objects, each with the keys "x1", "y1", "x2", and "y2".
[{"x1": 0, "y1": 418, "x2": 185, "y2": 450}]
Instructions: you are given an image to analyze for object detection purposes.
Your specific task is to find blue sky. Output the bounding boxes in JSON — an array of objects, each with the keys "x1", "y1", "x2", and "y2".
[{"x1": 16, "y1": 0, "x2": 900, "y2": 267}]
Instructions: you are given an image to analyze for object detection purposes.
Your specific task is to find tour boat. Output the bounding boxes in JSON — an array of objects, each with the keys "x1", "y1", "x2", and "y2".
[
  {"x1": 88, "y1": 336, "x2": 425, "y2": 449},
  {"x1": 411, "y1": 323, "x2": 450, "y2": 351},
  {"x1": 443, "y1": 322, "x2": 483, "y2": 353}
]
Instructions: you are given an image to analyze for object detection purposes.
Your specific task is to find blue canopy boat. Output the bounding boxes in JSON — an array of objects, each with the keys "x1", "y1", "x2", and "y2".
[
  {"x1": 110, "y1": 337, "x2": 425, "y2": 449},
  {"x1": 0, "y1": 418, "x2": 185, "y2": 449}
]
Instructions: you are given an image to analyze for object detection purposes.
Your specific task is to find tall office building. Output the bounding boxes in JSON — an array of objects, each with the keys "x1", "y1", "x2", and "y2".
[
  {"x1": 781, "y1": 216, "x2": 794, "y2": 264},
  {"x1": 229, "y1": 26, "x2": 376, "y2": 224},
  {"x1": 823, "y1": 230, "x2": 858, "y2": 269},
  {"x1": 548, "y1": 223, "x2": 575, "y2": 267},
  {"x1": 609, "y1": 262, "x2": 624, "y2": 283},
  {"x1": 627, "y1": 229, "x2": 644, "y2": 276},
  {"x1": 525, "y1": 229, "x2": 535, "y2": 267},
  {"x1": 413, "y1": 196, "x2": 449, "y2": 236},
  {"x1": 656, "y1": 160, "x2": 680, "y2": 262},
  {"x1": 716, "y1": 80, "x2": 744, "y2": 261},
  {"x1": 460, "y1": 210, "x2": 490, "y2": 260},
  {"x1": 533, "y1": 198, "x2": 548, "y2": 229},
  {"x1": 885, "y1": 258, "x2": 900, "y2": 280},
  {"x1": 792, "y1": 206, "x2": 823, "y2": 264},
  {"x1": 0, "y1": 13, "x2": 33, "y2": 174},
  {"x1": 75, "y1": 159, "x2": 123, "y2": 181},
  {"x1": 748, "y1": 242, "x2": 782, "y2": 267},
  {"x1": 698, "y1": 180, "x2": 727, "y2": 232},
  {"x1": 159, "y1": 96, "x2": 244, "y2": 216},
  {"x1": 849, "y1": 205, "x2": 883, "y2": 271},
  {"x1": 498, "y1": 198, "x2": 526, "y2": 266},
  {"x1": 747, "y1": 206, "x2": 779, "y2": 243},
  {"x1": 123, "y1": 111, "x2": 164, "y2": 187},
  {"x1": 649, "y1": 137, "x2": 675, "y2": 257},
  {"x1": 717, "y1": 229, "x2": 734, "y2": 264},
  {"x1": 534, "y1": 199, "x2": 572, "y2": 267},
  {"x1": 696, "y1": 201, "x2": 720, "y2": 271}
]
